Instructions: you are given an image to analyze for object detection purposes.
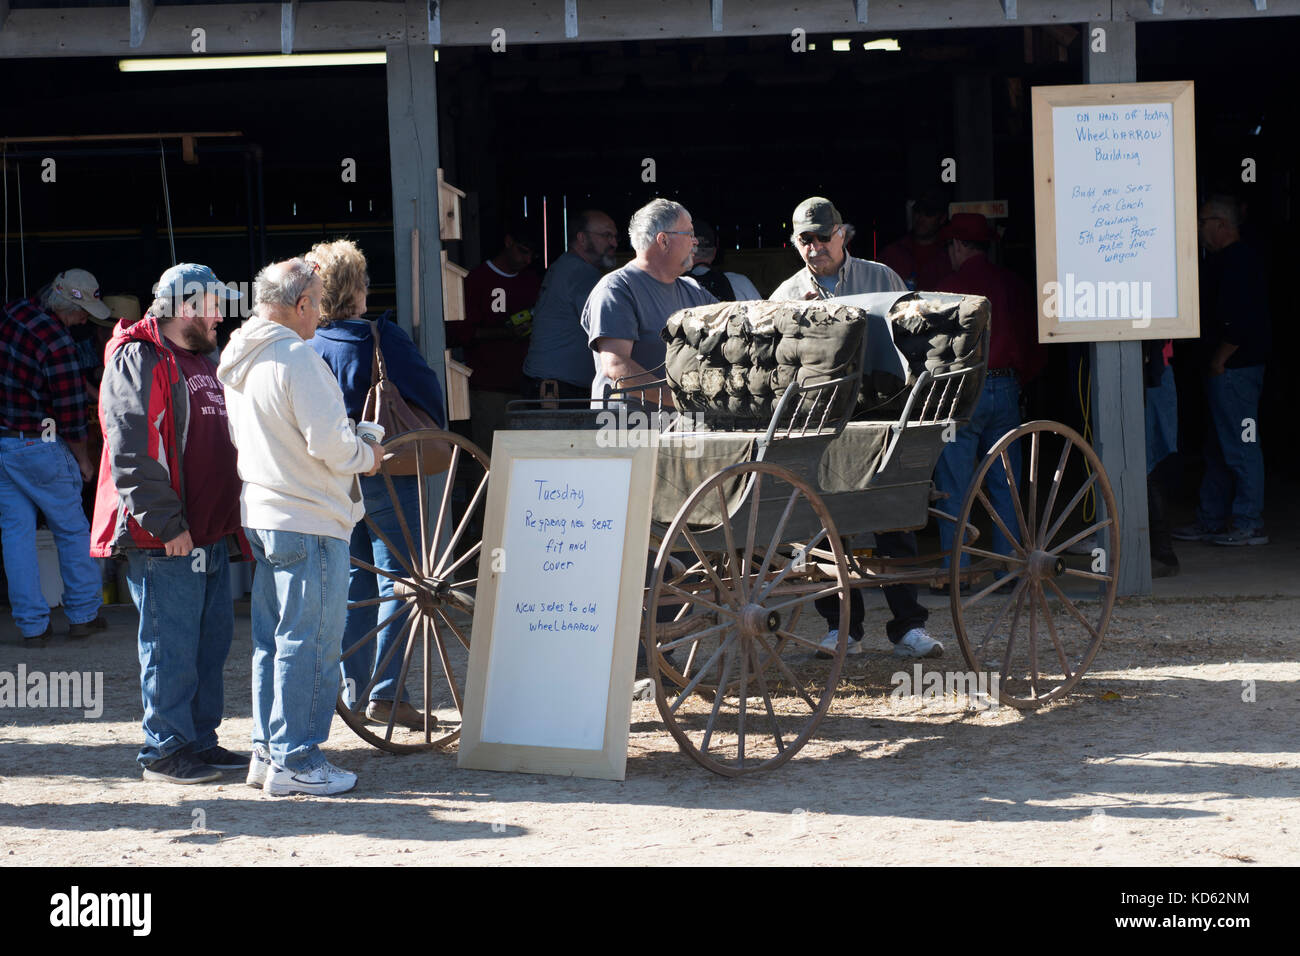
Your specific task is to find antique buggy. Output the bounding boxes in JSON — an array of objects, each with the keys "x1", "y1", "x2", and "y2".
[{"x1": 334, "y1": 291, "x2": 1120, "y2": 776}]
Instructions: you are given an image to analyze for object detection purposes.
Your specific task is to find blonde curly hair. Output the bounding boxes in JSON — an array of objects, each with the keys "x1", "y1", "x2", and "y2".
[{"x1": 304, "y1": 238, "x2": 369, "y2": 323}]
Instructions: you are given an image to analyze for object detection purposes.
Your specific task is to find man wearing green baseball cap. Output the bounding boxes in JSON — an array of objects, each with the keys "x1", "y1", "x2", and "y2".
[{"x1": 772, "y1": 197, "x2": 907, "y2": 300}]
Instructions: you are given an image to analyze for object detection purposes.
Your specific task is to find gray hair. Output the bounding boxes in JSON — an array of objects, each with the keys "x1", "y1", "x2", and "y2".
[
  {"x1": 38, "y1": 282, "x2": 80, "y2": 316},
  {"x1": 628, "y1": 199, "x2": 687, "y2": 254},
  {"x1": 253, "y1": 258, "x2": 317, "y2": 310}
]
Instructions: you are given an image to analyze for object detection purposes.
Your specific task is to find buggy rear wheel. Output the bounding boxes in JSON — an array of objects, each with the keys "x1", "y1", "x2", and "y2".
[{"x1": 950, "y1": 421, "x2": 1119, "y2": 708}]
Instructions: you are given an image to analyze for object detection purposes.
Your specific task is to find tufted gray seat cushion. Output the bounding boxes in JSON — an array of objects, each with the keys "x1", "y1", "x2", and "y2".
[{"x1": 660, "y1": 292, "x2": 989, "y2": 425}]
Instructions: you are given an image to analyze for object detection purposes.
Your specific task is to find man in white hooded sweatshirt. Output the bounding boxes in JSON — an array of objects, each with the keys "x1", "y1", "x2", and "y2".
[{"x1": 218, "y1": 258, "x2": 380, "y2": 796}]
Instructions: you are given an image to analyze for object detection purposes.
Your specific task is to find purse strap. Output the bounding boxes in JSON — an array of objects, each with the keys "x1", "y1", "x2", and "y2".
[{"x1": 366, "y1": 319, "x2": 391, "y2": 386}]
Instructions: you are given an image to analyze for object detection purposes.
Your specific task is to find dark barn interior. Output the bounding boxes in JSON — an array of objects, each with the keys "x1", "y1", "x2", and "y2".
[{"x1": 2, "y1": 16, "x2": 1296, "y2": 492}]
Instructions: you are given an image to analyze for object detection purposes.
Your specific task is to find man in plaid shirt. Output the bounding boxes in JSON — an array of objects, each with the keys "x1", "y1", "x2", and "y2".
[{"x1": 0, "y1": 269, "x2": 109, "y2": 640}]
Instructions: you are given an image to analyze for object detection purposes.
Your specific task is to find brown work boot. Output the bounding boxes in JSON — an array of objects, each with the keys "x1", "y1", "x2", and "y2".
[
  {"x1": 365, "y1": 699, "x2": 435, "y2": 731},
  {"x1": 68, "y1": 615, "x2": 108, "y2": 639}
]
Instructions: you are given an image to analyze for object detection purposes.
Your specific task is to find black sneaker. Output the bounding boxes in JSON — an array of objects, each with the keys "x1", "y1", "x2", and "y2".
[
  {"x1": 23, "y1": 622, "x2": 53, "y2": 642},
  {"x1": 142, "y1": 750, "x2": 221, "y2": 784},
  {"x1": 194, "y1": 745, "x2": 251, "y2": 771},
  {"x1": 68, "y1": 615, "x2": 108, "y2": 639}
]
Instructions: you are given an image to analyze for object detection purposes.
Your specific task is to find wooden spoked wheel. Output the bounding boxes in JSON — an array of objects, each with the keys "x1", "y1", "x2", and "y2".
[
  {"x1": 647, "y1": 462, "x2": 851, "y2": 776},
  {"x1": 335, "y1": 429, "x2": 489, "y2": 752},
  {"x1": 950, "y1": 421, "x2": 1119, "y2": 709}
]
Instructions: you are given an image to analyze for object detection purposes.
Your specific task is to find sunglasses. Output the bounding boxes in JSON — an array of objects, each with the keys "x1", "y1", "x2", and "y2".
[{"x1": 795, "y1": 230, "x2": 839, "y2": 247}]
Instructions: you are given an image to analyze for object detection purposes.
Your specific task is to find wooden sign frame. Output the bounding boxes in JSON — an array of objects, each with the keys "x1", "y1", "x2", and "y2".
[
  {"x1": 1032, "y1": 81, "x2": 1199, "y2": 344},
  {"x1": 458, "y1": 431, "x2": 657, "y2": 781}
]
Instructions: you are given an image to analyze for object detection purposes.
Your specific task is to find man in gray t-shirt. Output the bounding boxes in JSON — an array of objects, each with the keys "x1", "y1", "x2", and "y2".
[
  {"x1": 582, "y1": 199, "x2": 718, "y2": 402},
  {"x1": 522, "y1": 209, "x2": 618, "y2": 398}
]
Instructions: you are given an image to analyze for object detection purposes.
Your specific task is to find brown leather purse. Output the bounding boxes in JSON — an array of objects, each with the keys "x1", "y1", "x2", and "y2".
[{"x1": 360, "y1": 319, "x2": 452, "y2": 476}]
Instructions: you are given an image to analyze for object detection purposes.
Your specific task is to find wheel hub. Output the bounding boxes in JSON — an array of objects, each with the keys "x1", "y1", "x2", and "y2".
[
  {"x1": 1027, "y1": 549, "x2": 1065, "y2": 581},
  {"x1": 738, "y1": 603, "x2": 780, "y2": 638}
]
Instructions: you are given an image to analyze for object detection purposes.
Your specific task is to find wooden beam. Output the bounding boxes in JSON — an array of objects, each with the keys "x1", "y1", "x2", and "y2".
[
  {"x1": 387, "y1": 42, "x2": 447, "y2": 419},
  {"x1": 428, "y1": 0, "x2": 441, "y2": 44},
  {"x1": 1084, "y1": 19, "x2": 1151, "y2": 598},
  {"x1": 129, "y1": 0, "x2": 154, "y2": 49},
  {"x1": 565, "y1": 0, "x2": 578, "y2": 38},
  {"x1": 281, "y1": 0, "x2": 298, "y2": 55},
  {"x1": 0, "y1": 132, "x2": 242, "y2": 146},
  {"x1": 1117, "y1": 0, "x2": 1296, "y2": 19},
  {"x1": 6, "y1": 0, "x2": 1300, "y2": 57}
]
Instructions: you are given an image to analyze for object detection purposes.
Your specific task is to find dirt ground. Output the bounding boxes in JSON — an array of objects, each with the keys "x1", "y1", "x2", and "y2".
[{"x1": 2, "y1": 585, "x2": 1297, "y2": 868}]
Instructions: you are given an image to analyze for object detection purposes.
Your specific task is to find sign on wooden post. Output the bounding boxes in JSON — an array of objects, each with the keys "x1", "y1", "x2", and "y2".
[
  {"x1": 1031, "y1": 81, "x2": 1198, "y2": 344},
  {"x1": 459, "y1": 432, "x2": 656, "y2": 780}
]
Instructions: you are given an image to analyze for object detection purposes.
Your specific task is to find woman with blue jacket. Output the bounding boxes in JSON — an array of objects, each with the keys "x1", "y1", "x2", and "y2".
[{"x1": 307, "y1": 239, "x2": 446, "y2": 731}]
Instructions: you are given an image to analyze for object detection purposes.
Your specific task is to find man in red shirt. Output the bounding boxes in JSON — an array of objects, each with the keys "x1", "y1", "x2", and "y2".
[
  {"x1": 931, "y1": 214, "x2": 1044, "y2": 585},
  {"x1": 91, "y1": 263, "x2": 248, "y2": 785},
  {"x1": 879, "y1": 193, "x2": 954, "y2": 292},
  {"x1": 451, "y1": 222, "x2": 542, "y2": 453}
]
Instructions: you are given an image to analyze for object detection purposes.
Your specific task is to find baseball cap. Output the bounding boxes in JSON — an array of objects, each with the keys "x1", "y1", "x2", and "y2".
[
  {"x1": 153, "y1": 263, "x2": 242, "y2": 309},
  {"x1": 51, "y1": 269, "x2": 112, "y2": 321},
  {"x1": 938, "y1": 213, "x2": 994, "y2": 243},
  {"x1": 792, "y1": 197, "x2": 843, "y2": 235}
]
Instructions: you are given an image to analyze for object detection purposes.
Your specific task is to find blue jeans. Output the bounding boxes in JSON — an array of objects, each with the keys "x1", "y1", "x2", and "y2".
[
  {"x1": 248, "y1": 528, "x2": 351, "y2": 772},
  {"x1": 126, "y1": 539, "x2": 233, "y2": 767},
  {"x1": 1145, "y1": 363, "x2": 1178, "y2": 474},
  {"x1": 0, "y1": 436, "x2": 101, "y2": 637},
  {"x1": 933, "y1": 376, "x2": 1023, "y2": 568},
  {"x1": 342, "y1": 475, "x2": 422, "y2": 704},
  {"x1": 1197, "y1": 365, "x2": 1265, "y2": 532}
]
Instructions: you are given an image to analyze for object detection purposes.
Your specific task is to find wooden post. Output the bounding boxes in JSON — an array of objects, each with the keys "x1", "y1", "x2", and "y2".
[
  {"x1": 386, "y1": 33, "x2": 447, "y2": 423},
  {"x1": 1085, "y1": 20, "x2": 1151, "y2": 596}
]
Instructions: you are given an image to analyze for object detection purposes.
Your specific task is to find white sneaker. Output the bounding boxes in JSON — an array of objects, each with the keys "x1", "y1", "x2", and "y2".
[
  {"x1": 246, "y1": 744, "x2": 271, "y2": 789},
  {"x1": 893, "y1": 627, "x2": 944, "y2": 659},
  {"x1": 265, "y1": 760, "x2": 357, "y2": 797},
  {"x1": 815, "y1": 629, "x2": 863, "y2": 660}
]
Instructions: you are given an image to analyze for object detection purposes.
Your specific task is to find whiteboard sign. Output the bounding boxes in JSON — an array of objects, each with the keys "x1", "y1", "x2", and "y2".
[
  {"x1": 459, "y1": 431, "x2": 656, "y2": 780},
  {"x1": 1052, "y1": 103, "x2": 1176, "y2": 318},
  {"x1": 1032, "y1": 82, "x2": 1199, "y2": 344}
]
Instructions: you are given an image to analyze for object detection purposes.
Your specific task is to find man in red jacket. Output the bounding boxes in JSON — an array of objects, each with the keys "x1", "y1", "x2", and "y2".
[
  {"x1": 90, "y1": 263, "x2": 247, "y2": 785},
  {"x1": 932, "y1": 214, "x2": 1044, "y2": 587}
]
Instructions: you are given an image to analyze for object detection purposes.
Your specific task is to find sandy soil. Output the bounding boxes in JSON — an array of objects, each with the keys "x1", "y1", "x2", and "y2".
[{"x1": 1, "y1": 593, "x2": 1297, "y2": 866}]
